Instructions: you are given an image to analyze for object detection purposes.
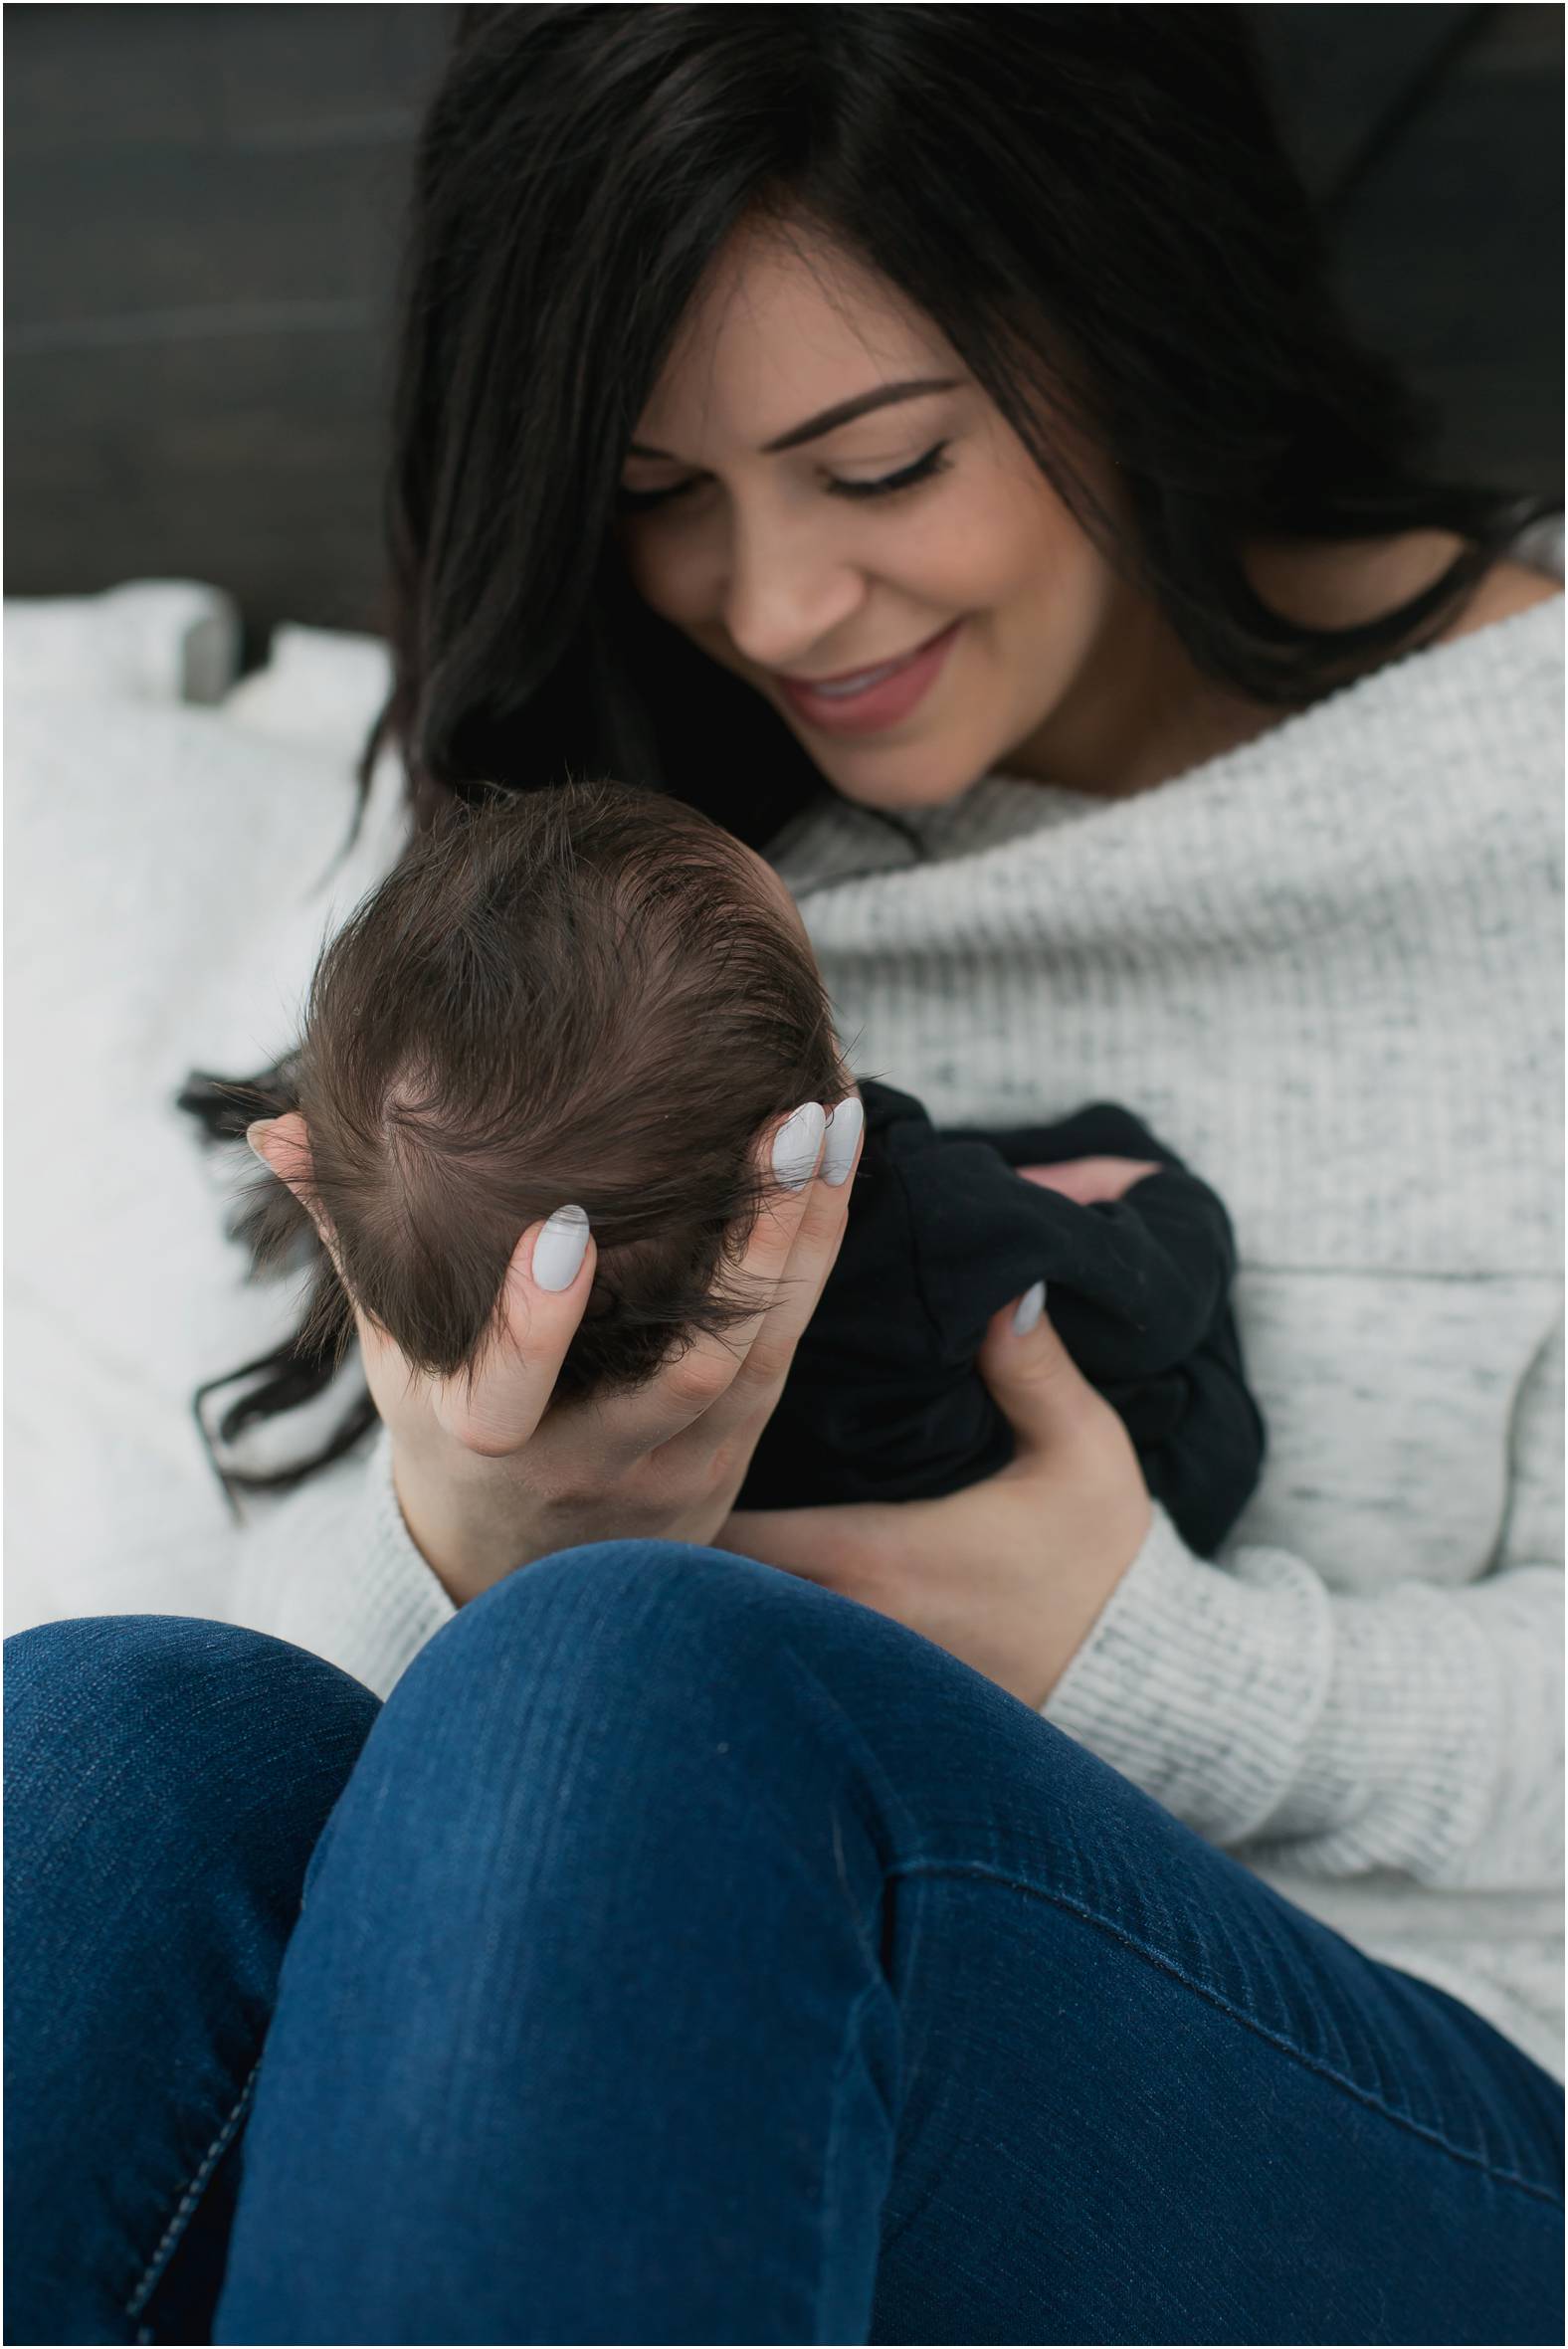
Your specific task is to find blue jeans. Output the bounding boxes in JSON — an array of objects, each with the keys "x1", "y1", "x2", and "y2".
[{"x1": 5, "y1": 1540, "x2": 1562, "y2": 2346}]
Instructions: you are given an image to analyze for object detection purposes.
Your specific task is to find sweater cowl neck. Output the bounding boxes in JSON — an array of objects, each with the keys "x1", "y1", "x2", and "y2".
[{"x1": 769, "y1": 520, "x2": 1564, "y2": 902}]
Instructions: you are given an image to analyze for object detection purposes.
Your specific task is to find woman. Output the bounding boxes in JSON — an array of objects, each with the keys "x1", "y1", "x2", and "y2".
[{"x1": 7, "y1": 9, "x2": 1562, "y2": 2342}]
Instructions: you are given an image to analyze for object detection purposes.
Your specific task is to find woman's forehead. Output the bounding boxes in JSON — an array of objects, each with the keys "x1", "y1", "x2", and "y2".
[{"x1": 633, "y1": 224, "x2": 957, "y2": 457}]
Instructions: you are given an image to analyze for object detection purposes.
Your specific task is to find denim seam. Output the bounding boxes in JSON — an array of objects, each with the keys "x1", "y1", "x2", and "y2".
[
  {"x1": 784, "y1": 1639, "x2": 936, "y2": 2071},
  {"x1": 891, "y1": 1859, "x2": 1565, "y2": 2213},
  {"x1": 124, "y1": 2052, "x2": 264, "y2": 2336},
  {"x1": 817, "y1": 1975, "x2": 897, "y2": 2338}
]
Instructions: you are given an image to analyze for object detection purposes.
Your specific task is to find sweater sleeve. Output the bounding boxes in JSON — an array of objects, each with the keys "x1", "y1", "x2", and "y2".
[
  {"x1": 227, "y1": 1421, "x2": 457, "y2": 1700},
  {"x1": 1041, "y1": 1312, "x2": 1564, "y2": 1893}
]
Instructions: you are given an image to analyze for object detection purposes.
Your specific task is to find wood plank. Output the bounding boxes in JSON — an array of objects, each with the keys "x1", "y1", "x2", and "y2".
[
  {"x1": 6, "y1": 327, "x2": 392, "y2": 633},
  {"x1": 3, "y1": 4, "x2": 455, "y2": 154},
  {"x1": 6, "y1": 141, "x2": 413, "y2": 330},
  {"x1": 1331, "y1": 54, "x2": 1564, "y2": 489},
  {"x1": 1247, "y1": 4, "x2": 1484, "y2": 198}
]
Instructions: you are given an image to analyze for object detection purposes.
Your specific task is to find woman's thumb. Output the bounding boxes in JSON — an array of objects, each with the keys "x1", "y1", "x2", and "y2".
[{"x1": 975, "y1": 1280, "x2": 1092, "y2": 1456}]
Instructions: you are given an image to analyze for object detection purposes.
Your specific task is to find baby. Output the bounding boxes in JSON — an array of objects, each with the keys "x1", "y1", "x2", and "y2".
[{"x1": 218, "y1": 778, "x2": 1265, "y2": 1556}]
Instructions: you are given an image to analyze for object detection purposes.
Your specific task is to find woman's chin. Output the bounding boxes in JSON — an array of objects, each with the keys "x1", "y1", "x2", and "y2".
[{"x1": 818, "y1": 735, "x2": 997, "y2": 816}]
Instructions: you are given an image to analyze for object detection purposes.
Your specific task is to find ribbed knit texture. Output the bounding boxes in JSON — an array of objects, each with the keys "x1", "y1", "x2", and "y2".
[{"x1": 230, "y1": 572, "x2": 1564, "y2": 2083}]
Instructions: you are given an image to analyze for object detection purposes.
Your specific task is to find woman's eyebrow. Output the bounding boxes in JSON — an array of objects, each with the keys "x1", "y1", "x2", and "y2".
[{"x1": 627, "y1": 377, "x2": 961, "y2": 463}]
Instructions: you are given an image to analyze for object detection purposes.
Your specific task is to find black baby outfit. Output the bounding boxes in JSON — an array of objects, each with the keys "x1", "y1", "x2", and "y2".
[{"x1": 738, "y1": 1079, "x2": 1266, "y2": 1557}]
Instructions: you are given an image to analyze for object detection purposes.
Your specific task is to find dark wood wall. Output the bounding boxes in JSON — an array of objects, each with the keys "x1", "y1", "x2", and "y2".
[
  {"x1": 6, "y1": 4, "x2": 457, "y2": 643},
  {"x1": 5, "y1": 4, "x2": 1562, "y2": 647}
]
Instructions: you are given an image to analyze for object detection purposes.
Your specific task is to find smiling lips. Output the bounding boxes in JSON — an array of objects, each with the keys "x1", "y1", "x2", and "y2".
[
  {"x1": 774, "y1": 620, "x2": 963, "y2": 735},
  {"x1": 793, "y1": 647, "x2": 924, "y2": 697}
]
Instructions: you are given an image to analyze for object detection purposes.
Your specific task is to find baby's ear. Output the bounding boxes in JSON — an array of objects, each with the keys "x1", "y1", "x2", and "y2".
[
  {"x1": 248, "y1": 1112, "x2": 342, "y2": 1265},
  {"x1": 248, "y1": 1110, "x2": 308, "y2": 1189}
]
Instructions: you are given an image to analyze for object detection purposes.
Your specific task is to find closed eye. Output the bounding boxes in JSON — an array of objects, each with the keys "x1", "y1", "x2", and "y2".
[
  {"x1": 615, "y1": 440, "x2": 953, "y2": 514},
  {"x1": 833, "y1": 441, "x2": 953, "y2": 501}
]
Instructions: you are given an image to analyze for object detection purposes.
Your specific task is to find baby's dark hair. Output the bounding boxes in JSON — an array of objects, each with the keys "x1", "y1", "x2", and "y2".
[{"x1": 199, "y1": 779, "x2": 853, "y2": 1482}]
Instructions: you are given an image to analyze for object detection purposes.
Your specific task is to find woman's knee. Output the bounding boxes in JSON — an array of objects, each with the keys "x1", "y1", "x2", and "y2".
[
  {"x1": 4, "y1": 1615, "x2": 382, "y2": 1881},
  {"x1": 397, "y1": 1536, "x2": 877, "y2": 1734},
  {"x1": 6, "y1": 1613, "x2": 378, "y2": 1761},
  {"x1": 313, "y1": 1542, "x2": 902, "y2": 1955}
]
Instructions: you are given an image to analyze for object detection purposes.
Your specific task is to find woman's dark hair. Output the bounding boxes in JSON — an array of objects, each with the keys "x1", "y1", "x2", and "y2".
[
  {"x1": 183, "y1": 2, "x2": 1554, "y2": 1498},
  {"x1": 189, "y1": 781, "x2": 852, "y2": 1504},
  {"x1": 368, "y1": 0, "x2": 1550, "y2": 842}
]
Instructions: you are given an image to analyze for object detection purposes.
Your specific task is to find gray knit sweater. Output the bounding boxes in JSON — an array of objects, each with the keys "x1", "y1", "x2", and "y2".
[{"x1": 230, "y1": 578, "x2": 1565, "y2": 2084}]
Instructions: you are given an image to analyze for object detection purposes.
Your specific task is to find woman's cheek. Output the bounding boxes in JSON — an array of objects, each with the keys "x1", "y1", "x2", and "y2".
[
  {"x1": 616, "y1": 523, "x2": 686, "y2": 624},
  {"x1": 897, "y1": 470, "x2": 1051, "y2": 623}
]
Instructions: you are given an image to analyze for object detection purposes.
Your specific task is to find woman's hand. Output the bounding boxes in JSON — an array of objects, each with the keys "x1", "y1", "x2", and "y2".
[
  {"x1": 715, "y1": 1288, "x2": 1153, "y2": 1712},
  {"x1": 249, "y1": 1095, "x2": 866, "y2": 1607}
]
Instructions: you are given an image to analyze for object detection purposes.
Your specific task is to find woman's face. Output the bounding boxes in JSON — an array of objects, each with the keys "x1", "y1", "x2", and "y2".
[{"x1": 614, "y1": 222, "x2": 1129, "y2": 812}]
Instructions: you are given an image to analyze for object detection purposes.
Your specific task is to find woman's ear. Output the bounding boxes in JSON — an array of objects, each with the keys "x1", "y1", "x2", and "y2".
[{"x1": 248, "y1": 1112, "x2": 342, "y2": 1266}]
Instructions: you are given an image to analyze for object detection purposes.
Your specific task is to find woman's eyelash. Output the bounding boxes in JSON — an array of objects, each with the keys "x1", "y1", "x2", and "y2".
[
  {"x1": 615, "y1": 440, "x2": 953, "y2": 513},
  {"x1": 832, "y1": 441, "x2": 952, "y2": 500}
]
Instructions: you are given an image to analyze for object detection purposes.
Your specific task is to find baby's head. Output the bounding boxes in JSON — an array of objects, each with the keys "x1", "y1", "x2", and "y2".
[{"x1": 246, "y1": 779, "x2": 855, "y2": 1405}]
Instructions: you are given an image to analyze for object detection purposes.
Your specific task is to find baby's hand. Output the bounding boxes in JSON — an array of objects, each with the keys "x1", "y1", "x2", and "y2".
[{"x1": 1017, "y1": 1155, "x2": 1161, "y2": 1206}]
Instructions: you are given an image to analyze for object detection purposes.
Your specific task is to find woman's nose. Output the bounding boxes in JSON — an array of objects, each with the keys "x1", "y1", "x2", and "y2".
[{"x1": 718, "y1": 507, "x2": 866, "y2": 677}]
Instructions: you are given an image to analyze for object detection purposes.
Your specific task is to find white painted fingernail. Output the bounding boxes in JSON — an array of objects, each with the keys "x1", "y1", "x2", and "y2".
[
  {"x1": 772, "y1": 1101, "x2": 827, "y2": 1190},
  {"x1": 533, "y1": 1204, "x2": 590, "y2": 1290},
  {"x1": 1011, "y1": 1279, "x2": 1047, "y2": 1335},
  {"x1": 819, "y1": 1095, "x2": 865, "y2": 1187}
]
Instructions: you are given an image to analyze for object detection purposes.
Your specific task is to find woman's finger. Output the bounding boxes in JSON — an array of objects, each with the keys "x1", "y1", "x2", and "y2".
[
  {"x1": 651, "y1": 1089, "x2": 865, "y2": 1477},
  {"x1": 704, "y1": 1091, "x2": 866, "y2": 1431},
  {"x1": 567, "y1": 1098, "x2": 833, "y2": 1470},
  {"x1": 550, "y1": 1093, "x2": 857, "y2": 1477},
  {"x1": 422, "y1": 1206, "x2": 598, "y2": 1459}
]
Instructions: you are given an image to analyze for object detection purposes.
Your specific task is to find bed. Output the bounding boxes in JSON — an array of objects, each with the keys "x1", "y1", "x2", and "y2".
[{"x1": 4, "y1": 585, "x2": 407, "y2": 1635}]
